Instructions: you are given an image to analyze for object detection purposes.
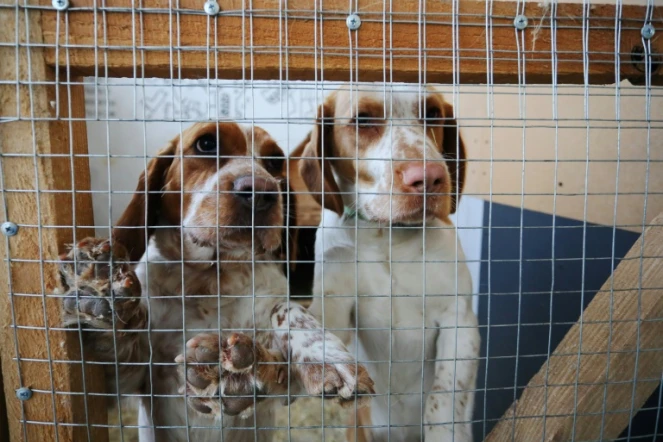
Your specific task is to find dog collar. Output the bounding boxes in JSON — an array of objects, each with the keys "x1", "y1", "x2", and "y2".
[
  {"x1": 343, "y1": 206, "x2": 370, "y2": 222},
  {"x1": 344, "y1": 206, "x2": 428, "y2": 228}
]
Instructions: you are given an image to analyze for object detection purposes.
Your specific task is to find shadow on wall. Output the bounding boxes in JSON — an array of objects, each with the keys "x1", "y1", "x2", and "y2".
[{"x1": 472, "y1": 202, "x2": 657, "y2": 441}]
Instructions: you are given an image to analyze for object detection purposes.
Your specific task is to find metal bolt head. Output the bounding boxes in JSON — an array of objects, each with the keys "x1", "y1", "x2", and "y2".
[
  {"x1": 1, "y1": 222, "x2": 18, "y2": 237},
  {"x1": 203, "y1": 0, "x2": 220, "y2": 16},
  {"x1": 641, "y1": 24, "x2": 655, "y2": 40},
  {"x1": 346, "y1": 13, "x2": 361, "y2": 31},
  {"x1": 16, "y1": 387, "x2": 32, "y2": 401},
  {"x1": 514, "y1": 15, "x2": 528, "y2": 30},
  {"x1": 52, "y1": 0, "x2": 69, "y2": 11}
]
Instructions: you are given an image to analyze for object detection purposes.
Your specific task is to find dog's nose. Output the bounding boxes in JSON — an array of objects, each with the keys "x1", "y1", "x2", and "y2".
[
  {"x1": 232, "y1": 176, "x2": 279, "y2": 211},
  {"x1": 401, "y1": 163, "x2": 447, "y2": 194}
]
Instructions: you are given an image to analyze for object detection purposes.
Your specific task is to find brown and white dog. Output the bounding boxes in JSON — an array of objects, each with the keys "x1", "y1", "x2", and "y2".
[
  {"x1": 56, "y1": 122, "x2": 374, "y2": 442},
  {"x1": 296, "y1": 85, "x2": 480, "y2": 442}
]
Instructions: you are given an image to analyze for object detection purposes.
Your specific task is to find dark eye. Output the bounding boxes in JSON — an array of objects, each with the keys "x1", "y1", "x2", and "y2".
[
  {"x1": 195, "y1": 134, "x2": 218, "y2": 154},
  {"x1": 263, "y1": 155, "x2": 284, "y2": 174},
  {"x1": 426, "y1": 106, "x2": 441, "y2": 120},
  {"x1": 354, "y1": 112, "x2": 372, "y2": 128}
]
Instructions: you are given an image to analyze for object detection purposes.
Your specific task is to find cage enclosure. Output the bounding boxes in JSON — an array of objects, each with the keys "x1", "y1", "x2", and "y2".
[{"x1": 0, "y1": 1, "x2": 662, "y2": 441}]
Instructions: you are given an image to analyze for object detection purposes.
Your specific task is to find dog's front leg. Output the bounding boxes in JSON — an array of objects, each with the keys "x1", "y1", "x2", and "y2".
[
  {"x1": 57, "y1": 238, "x2": 148, "y2": 395},
  {"x1": 270, "y1": 301, "x2": 375, "y2": 407},
  {"x1": 424, "y1": 302, "x2": 480, "y2": 442}
]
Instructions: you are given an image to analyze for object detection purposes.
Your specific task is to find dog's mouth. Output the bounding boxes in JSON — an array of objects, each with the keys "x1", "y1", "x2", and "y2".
[
  {"x1": 359, "y1": 194, "x2": 444, "y2": 226},
  {"x1": 185, "y1": 225, "x2": 283, "y2": 255}
]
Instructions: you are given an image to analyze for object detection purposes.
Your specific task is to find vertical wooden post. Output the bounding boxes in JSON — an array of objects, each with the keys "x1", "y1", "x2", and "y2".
[{"x1": 0, "y1": 4, "x2": 108, "y2": 442}]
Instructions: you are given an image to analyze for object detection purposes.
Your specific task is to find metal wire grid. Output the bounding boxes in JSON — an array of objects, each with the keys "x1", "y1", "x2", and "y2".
[{"x1": 0, "y1": 0, "x2": 662, "y2": 441}]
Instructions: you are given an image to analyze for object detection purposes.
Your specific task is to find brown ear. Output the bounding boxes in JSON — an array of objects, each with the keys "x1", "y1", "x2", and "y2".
[
  {"x1": 442, "y1": 102, "x2": 467, "y2": 215},
  {"x1": 112, "y1": 141, "x2": 176, "y2": 262},
  {"x1": 296, "y1": 102, "x2": 344, "y2": 216},
  {"x1": 279, "y1": 180, "x2": 298, "y2": 273}
]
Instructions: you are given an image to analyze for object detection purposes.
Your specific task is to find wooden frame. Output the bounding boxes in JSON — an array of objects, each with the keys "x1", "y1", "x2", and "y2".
[
  {"x1": 40, "y1": 0, "x2": 663, "y2": 84},
  {"x1": 0, "y1": 5, "x2": 108, "y2": 441},
  {"x1": 1, "y1": 0, "x2": 661, "y2": 441}
]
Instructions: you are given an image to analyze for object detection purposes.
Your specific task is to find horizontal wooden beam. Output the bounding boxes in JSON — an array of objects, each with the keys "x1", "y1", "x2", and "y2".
[
  {"x1": 485, "y1": 211, "x2": 663, "y2": 442},
  {"x1": 36, "y1": 0, "x2": 663, "y2": 85}
]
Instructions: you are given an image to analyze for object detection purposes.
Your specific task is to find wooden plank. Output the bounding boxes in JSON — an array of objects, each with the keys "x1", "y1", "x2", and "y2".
[
  {"x1": 456, "y1": 83, "x2": 663, "y2": 232},
  {"x1": 0, "y1": 5, "x2": 108, "y2": 442},
  {"x1": 0, "y1": 370, "x2": 8, "y2": 442},
  {"x1": 485, "y1": 211, "x2": 663, "y2": 442},
  {"x1": 37, "y1": 0, "x2": 663, "y2": 85}
]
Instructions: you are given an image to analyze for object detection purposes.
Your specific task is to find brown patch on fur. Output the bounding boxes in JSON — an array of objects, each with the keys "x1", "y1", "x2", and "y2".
[
  {"x1": 346, "y1": 405, "x2": 373, "y2": 442},
  {"x1": 344, "y1": 96, "x2": 386, "y2": 143},
  {"x1": 357, "y1": 168, "x2": 375, "y2": 185},
  {"x1": 297, "y1": 100, "x2": 345, "y2": 216},
  {"x1": 440, "y1": 101, "x2": 467, "y2": 214}
]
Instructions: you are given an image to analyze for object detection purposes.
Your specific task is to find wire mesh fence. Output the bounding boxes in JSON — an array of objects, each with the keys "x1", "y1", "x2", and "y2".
[{"x1": 0, "y1": 1, "x2": 662, "y2": 442}]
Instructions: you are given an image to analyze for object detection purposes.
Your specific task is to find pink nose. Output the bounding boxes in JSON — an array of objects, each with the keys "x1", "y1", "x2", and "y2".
[{"x1": 401, "y1": 163, "x2": 447, "y2": 193}]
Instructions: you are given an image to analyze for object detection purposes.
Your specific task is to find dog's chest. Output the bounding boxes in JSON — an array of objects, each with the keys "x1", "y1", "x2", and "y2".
[
  {"x1": 321, "y1": 221, "x2": 472, "y2": 305},
  {"x1": 318, "y1": 219, "x2": 473, "y2": 377},
  {"x1": 134, "y1": 253, "x2": 287, "y2": 362}
]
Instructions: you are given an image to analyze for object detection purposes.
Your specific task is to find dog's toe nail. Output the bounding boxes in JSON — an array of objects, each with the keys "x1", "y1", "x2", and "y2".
[{"x1": 190, "y1": 399, "x2": 212, "y2": 414}]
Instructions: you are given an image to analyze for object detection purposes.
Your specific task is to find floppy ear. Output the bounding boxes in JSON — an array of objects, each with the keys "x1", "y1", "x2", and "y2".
[
  {"x1": 112, "y1": 140, "x2": 177, "y2": 262},
  {"x1": 296, "y1": 101, "x2": 344, "y2": 217},
  {"x1": 279, "y1": 180, "x2": 299, "y2": 273},
  {"x1": 441, "y1": 101, "x2": 467, "y2": 215}
]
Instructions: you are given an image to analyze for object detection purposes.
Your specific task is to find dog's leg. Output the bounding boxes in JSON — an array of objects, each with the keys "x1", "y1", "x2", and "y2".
[
  {"x1": 176, "y1": 332, "x2": 288, "y2": 419},
  {"x1": 270, "y1": 301, "x2": 375, "y2": 407},
  {"x1": 424, "y1": 303, "x2": 479, "y2": 442},
  {"x1": 57, "y1": 237, "x2": 148, "y2": 395}
]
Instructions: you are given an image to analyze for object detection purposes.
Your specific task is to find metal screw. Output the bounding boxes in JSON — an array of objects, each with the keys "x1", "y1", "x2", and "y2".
[
  {"x1": 641, "y1": 24, "x2": 655, "y2": 40},
  {"x1": 514, "y1": 15, "x2": 528, "y2": 31},
  {"x1": 1, "y1": 222, "x2": 18, "y2": 237},
  {"x1": 203, "y1": 0, "x2": 220, "y2": 16},
  {"x1": 346, "y1": 13, "x2": 361, "y2": 31},
  {"x1": 52, "y1": 0, "x2": 69, "y2": 11},
  {"x1": 16, "y1": 387, "x2": 32, "y2": 401}
]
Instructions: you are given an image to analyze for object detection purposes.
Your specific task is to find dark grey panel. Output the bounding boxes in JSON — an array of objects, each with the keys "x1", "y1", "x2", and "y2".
[{"x1": 473, "y1": 202, "x2": 660, "y2": 442}]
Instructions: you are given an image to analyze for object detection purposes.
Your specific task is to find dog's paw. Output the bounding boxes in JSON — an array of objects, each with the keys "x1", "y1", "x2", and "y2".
[
  {"x1": 296, "y1": 339, "x2": 375, "y2": 408},
  {"x1": 58, "y1": 238, "x2": 143, "y2": 330},
  {"x1": 270, "y1": 302, "x2": 375, "y2": 407},
  {"x1": 176, "y1": 333, "x2": 286, "y2": 419}
]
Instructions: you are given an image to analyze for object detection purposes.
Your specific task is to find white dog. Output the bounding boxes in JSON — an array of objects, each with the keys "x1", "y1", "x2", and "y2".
[{"x1": 295, "y1": 85, "x2": 480, "y2": 442}]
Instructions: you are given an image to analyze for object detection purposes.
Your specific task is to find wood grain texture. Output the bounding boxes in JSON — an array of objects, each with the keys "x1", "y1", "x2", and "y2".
[
  {"x1": 485, "y1": 211, "x2": 663, "y2": 442},
  {"x1": 38, "y1": 0, "x2": 663, "y2": 84},
  {"x1": 0, "y1": 6, "x2": 108, "y2": 442}
]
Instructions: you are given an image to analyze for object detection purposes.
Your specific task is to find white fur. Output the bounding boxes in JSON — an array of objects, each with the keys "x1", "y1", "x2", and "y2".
[
  {"x1": 134, "y1": 233, "x2": 287, "y2": 442},
  {"x1": 133, "y1": 226, "x2": 367, "y2": 442},
  {"x1": 310, "y1": 210, "x2": 479, "y2": 442}
]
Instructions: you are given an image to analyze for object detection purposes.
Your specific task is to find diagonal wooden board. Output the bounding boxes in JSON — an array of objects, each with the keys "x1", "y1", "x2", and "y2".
[{"x1": 485, "y1": 211, "x2": 663, "y2": 442}]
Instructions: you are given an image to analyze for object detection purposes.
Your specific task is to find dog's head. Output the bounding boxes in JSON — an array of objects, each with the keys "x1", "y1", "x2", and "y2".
[
  {"x1": 112, "y1": 122, "x2": 296, "y2": 263},
  {"x1": 296, "y1": 85, "x2": 466, "y2": 225}
]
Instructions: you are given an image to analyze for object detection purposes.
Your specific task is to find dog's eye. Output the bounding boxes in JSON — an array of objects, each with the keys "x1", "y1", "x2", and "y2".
[
  {"x1": 195, "y1": 134, "x2": 218, "y2": 154},
  {"x1": 354, "y1": 112, "x2": 372, "y2": 128},
  {"x1": 425, "y1": 106, "x2": 441, "y2": 120},
  {"x1": 263, "y1": 156, "x2": 284, "y2": 174}
]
